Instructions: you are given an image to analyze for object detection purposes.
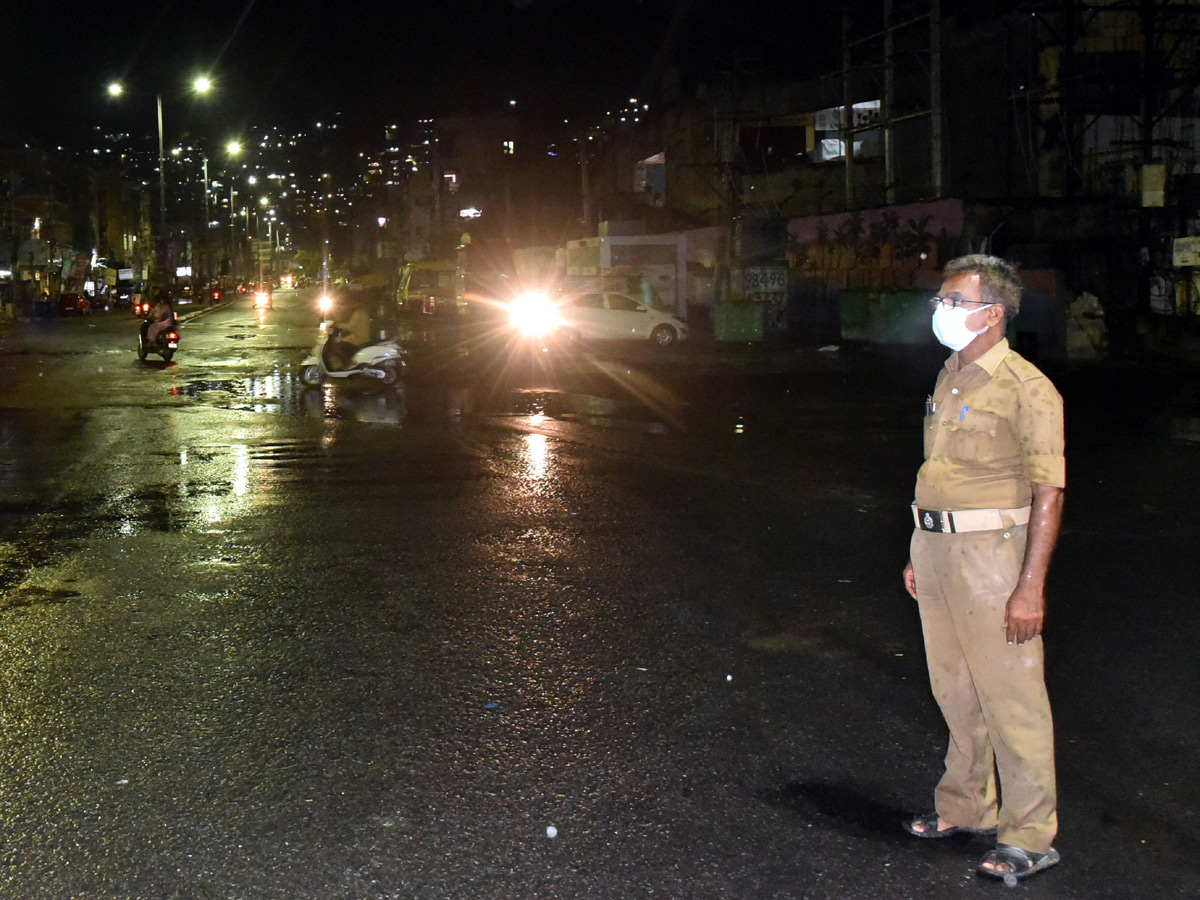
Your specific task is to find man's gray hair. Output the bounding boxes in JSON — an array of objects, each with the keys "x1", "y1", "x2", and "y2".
[{"x1": 943, "y1": 254, "x2": 1022, "y2": 318}]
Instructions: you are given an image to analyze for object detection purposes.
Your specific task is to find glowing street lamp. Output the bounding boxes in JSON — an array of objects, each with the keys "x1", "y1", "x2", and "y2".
[
  {"x1": 256, "y1": 196, "x2": 270, "y2": 284},
  {"x1": 217, "y1": 142, "x2": 248, "y2": 281},
  {"x1": 106, "y1": 76, "x2": 213, "y2": 241},
  {"x1": 225, "y1": 142, "x2": 241, "y2": 247}
]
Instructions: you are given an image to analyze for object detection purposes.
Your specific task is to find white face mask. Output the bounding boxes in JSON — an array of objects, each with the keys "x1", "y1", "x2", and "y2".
[{"x1": 931, "y1": 304, "x2": 989, "y2": 351}]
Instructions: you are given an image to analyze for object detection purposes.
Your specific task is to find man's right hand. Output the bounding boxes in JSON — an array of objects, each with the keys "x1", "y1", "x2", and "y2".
[{"x1": 903, "y1": 561, "x2": 918, "y2": 600}]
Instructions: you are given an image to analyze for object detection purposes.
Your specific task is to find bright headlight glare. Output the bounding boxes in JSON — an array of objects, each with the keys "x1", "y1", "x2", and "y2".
[
  {"x1": 317, "y1": 295, "x2": 333, "y2": 314},
  {"x1": 510, "y1": 292, "x2": 559, "y2": 335}
]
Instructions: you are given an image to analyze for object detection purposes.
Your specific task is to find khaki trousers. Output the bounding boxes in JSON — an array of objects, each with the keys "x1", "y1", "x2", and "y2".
[{"x1": 910, "y1": 525, "x2": 1058, "y2": 853}]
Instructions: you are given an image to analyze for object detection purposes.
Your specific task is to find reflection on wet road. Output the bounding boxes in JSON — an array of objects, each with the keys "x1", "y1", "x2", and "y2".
[
  {"x1": 173, "y1": 370, "x2": 409, "y2": 425},
  {"x1": 167, "y1": 367, "x2": 686, "y2": 436}
]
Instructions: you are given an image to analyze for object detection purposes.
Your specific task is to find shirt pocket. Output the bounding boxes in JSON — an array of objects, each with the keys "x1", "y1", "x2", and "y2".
[
  {"x1": 943, "y1": 409, "x2": 1002, "y2": 462},
  {"x1": 923, "y1": 414, "x2": 937, "y2": 457}
]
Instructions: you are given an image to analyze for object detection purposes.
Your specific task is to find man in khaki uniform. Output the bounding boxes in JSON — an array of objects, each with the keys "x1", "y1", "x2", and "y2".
[{"x1": 901, "y1": 255, "x2": 1065, "y2": 884}]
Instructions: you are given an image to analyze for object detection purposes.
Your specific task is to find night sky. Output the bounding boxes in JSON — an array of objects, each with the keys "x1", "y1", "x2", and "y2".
[{"x1": 3, "y1": 0, "x2": 851, "y2": 149}]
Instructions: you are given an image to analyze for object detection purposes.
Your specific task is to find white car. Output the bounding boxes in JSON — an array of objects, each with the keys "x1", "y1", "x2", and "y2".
[{"x1": 557, "y1": 291, "x2": 688, "y2": 347}]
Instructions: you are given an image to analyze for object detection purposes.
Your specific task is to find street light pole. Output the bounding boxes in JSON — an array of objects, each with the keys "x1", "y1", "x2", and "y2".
[
  {"x1": 257, "y1": 196, "x2": 268, "y2": 287},
  {"x1": 229, "y1": 186, "x2": 237, "y2": 281},
  {"x1": 199, "y1": 155, "x2": 209, "y2": 289},
  {"x1": 157, "y1": 94, "x2": 166, "y2": 237},
  {"x1": 109, "y1": 78, "x2": 212, "y2": 290},
  {"x1": 224, "y1": 141, "x2": 242, "y2": 286}
]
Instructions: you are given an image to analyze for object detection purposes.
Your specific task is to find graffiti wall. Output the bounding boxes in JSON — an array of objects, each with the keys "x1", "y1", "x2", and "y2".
[{"x1": 786, "y1": 198, "x2": 965, "y2": 291}]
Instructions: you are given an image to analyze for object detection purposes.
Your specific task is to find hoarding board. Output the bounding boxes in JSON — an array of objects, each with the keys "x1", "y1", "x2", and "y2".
[{"x1": 1172, "y1": 236, "x2": 1200, "y2": 267}]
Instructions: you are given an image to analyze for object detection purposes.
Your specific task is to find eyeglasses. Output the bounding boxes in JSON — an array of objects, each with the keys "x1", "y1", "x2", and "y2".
[{"x1": 929, "y1": 294, "x2": 999, "y2": 310}]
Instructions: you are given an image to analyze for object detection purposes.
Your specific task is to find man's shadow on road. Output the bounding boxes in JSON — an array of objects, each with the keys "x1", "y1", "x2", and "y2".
[{"x1": 762, "y1": 782, "x2": 914, "y2": 840}]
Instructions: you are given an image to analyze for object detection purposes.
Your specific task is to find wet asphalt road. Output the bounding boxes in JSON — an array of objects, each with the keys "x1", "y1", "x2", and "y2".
[{"x1": 0, "y1": 292, "x2": 1197, "y2": 899}]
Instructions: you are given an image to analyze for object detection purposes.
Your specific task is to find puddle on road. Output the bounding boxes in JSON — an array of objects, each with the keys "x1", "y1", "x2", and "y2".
[
  {"x1": 0, "y1": 487, "x2": 212, "y2": 595},
  {"x1": 0, "y1": 438, "x2": 334, "y2": 594},
  {"x1": 173, "y1": 371, "x2": 411, "y2": 423},
  {"x1": 171, "y1": 372, "x2": 689, "y2": 434},
  {"x1": 500, "y1": 388, "x2": 674, "y2": 434},
  {"x1": 0, "y1": 585, "x2": 84, "y2": 612}
]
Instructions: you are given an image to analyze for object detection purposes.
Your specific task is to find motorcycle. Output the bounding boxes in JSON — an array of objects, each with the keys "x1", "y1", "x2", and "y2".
[
  {"x1": 252, "y1": 284, "x2": 273, "y2": 310},
  {"x1": 138, "y1": 317, "x2": 180, "y2": 362},
  {"x1": 299, "y1": 328, "x2": 405, "y2": 387}
]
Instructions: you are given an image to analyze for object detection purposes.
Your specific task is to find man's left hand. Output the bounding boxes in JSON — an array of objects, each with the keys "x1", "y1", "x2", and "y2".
[
  {"x1": 1004, "y1": 483, "x2": 1064, "y2": 645},
  {"x1": 1004, "y1": 585, "x2": 1046, "y2": 644}
]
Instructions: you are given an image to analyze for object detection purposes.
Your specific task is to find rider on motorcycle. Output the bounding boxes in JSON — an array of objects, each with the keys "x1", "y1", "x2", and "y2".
[
  {"x1": 326, "y1": 295, "x2": 371, "y2": 370},
  {"x1": 143, "y1": 290, "x2": 176, "y2": 344}
]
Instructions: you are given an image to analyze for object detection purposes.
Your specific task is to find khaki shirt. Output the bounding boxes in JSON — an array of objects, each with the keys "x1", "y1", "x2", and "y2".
[{"x1": 915, "y1": 338, "x2": 1065, "y2": 510}]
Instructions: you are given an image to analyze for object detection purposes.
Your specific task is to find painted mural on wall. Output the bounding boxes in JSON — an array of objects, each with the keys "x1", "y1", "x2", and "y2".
[{"x1": 786, "y1": 199, "x2": 965, "y2": 290}]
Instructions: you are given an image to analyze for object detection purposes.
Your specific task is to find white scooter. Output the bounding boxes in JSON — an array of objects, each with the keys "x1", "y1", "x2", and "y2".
[{"x1": 299, "y1": 328, "x2": 406, "y2": 387}]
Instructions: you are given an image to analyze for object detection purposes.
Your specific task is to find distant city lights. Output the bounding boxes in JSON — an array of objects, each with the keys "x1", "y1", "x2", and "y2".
[{"x1": 35, "y1": 84, "x2": 652, "y2": 289}]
